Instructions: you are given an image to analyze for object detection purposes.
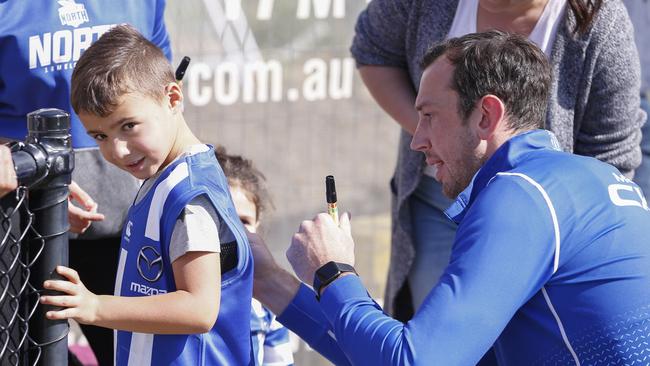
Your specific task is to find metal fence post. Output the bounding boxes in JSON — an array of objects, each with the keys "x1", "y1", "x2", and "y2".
[{"x1": 14, "y1": 109, "x2": 73, "y2": 366}]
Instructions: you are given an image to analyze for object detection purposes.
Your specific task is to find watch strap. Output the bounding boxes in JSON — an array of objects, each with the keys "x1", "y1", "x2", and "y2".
[{"x1": 313, "y1": 261, "x2": 356, "y2": 301}]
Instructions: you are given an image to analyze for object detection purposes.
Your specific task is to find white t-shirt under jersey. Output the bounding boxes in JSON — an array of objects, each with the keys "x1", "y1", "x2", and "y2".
[{"x1": 135, "y1": 144, "x2": 224, "y2": 263}]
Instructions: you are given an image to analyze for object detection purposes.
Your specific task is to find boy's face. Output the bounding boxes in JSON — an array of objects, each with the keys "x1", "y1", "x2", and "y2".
[
  {"x1": 229, "y1": 185, "x2": 260, "y2": 233},
  {"x1": 80, "y1": 92, "x2": 178, "y2": 180}
]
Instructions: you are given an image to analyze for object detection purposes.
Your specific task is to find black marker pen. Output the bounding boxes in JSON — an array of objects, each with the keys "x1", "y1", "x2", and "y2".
[{"x1": 326, "y1": 175, "x2": 339, "y2": 225}]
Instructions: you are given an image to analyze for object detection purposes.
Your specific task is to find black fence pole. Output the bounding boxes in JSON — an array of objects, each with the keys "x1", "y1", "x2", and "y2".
[{"x1": 13, "y1": 109, "x2": 73, "y2": 366}]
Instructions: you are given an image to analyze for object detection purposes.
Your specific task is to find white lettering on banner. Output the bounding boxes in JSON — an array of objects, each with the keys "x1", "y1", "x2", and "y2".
[
  {"x1": 215, "y1": 62, "x2": 240, "y2": 105},
  {"x1": 224, "y1": 0, "x2": 242, "y2": 21},
  {"x1": 188, "y1": 63, "x2": 213, "y2": 107},
  {"x1": 187, "y1": 58, "x2": 354, "y2": 106},
  {"x1": 257, "y1": 0, "x2": 275, "y2": 20},
  {"x1": 303, "y1": 58, "x2": 327, "y2": 101},
  {"x1": 130, "y1": 282, "x2": 168, "y2": 296},
  {"x1": 222, "y1": 0, "x2": 277, "y2": 21},
  {"x1": 303, "y1": 58, "x2": 354, "y2": 101},
  {"x1": 608, "y1": 183, "x2": 649, "y2": 210},
  {"x1": 29, "y1": 24, "x2": 116, "y2": 70},
  {"x1": 208, "y1": 0, "x2": 378, "y2": 21},
  {"x1": 297, "y1": 0, "x2": 346, "y2": 19},
  {"x1": 243, "y1": 61, "x2": 283, "y2": 103},
  {"x1": 328, "y1": 57, "x2": 354, "y2": 99}
]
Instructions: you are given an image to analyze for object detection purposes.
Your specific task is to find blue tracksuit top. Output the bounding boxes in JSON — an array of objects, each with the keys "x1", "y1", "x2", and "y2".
[
  {"x1": 115, "y1": 147, "x2": 254, "y2": 366},
  {"x1": 278, "y1": 130, "x2": 650, "y2": 365},
  {"x1": 0, "y1": 0, "x2": 171, "y2": 148}
]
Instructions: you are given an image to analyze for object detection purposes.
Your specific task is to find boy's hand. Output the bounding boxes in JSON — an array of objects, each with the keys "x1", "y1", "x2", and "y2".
[
  {"x1": 68, "y1": 181, "x2": 105, "y2": 233},
  {"x1": 40, "y1": 266, "x2": 100, "y2": 325}
]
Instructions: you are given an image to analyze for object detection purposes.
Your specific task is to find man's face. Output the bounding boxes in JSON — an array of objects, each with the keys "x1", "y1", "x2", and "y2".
[
  {"x1": 411, "y1": 57, "x2": 485, "y2": 198},
  {"x1": 80, "y1": 92, "x2": 178, "y2": 180},
  {"x1": 229, "y1": 185, "x2": 260, "y2": 233}
]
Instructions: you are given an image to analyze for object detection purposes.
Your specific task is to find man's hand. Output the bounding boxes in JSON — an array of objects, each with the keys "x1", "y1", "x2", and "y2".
[
  {"x1": 40, "y1": 266, "x2": 100, "y2": 324},
  {"x1": 287, "y1": 212, "x2": 355, "y2": 285},
  {"x1": 68, "y1": 181, "x2": 105, "y2": 233},
  {"x1": 0, "y1": 145, "x2": 17, "y2": 198}
]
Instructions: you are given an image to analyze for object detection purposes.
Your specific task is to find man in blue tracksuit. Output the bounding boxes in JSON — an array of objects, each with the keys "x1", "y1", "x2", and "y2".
[{"x1": 249, "y1": 31, "x2": 650, "y2": 365}]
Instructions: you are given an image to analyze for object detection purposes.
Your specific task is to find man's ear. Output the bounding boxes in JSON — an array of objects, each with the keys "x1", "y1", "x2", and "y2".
[
  {"x1": 165, "y1": 82, "x2": 184, "y2": 112},
  {"x1": 475, "y1": 94, "x2": 505, "y2": 140}
]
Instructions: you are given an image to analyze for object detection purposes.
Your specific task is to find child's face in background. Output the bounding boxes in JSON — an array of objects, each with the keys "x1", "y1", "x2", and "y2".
[
  {"x1": 229, "y1": 185, "x2": 260, "y2": 233},
  {"x1": 80, "y1": 92, "x2": 178, "y2": 180}
]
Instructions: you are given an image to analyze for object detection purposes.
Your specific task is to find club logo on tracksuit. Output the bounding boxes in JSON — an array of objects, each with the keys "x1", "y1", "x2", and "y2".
[
  {"x1": 28, "y1": 1, "x2": 116, "y2": 72},
  {"x1": 57, "y1": 0, "x2": 89, "y2": 28}
]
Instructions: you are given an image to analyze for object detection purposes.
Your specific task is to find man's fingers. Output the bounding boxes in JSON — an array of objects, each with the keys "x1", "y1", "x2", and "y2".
[{"x1": 340, "y1": 212, "x2": 352, "y2": 236}]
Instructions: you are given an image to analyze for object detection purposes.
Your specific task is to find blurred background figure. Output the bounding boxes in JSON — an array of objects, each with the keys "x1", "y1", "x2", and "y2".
[{"x1": 216, "y1": 146, "x2": 295, "y2": 366}]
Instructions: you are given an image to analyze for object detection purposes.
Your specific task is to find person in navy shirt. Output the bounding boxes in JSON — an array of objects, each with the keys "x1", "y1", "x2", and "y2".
[{"x1": 249, "y1": 31, "x2": 650, "y2": 365}]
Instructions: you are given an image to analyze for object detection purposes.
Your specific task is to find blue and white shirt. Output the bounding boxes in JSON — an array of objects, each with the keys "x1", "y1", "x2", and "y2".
[
  {"x1": 0, "y1": 0, "x2": 171, "y2": 148},
  {"x1": 115, "y1": 147, "x2": 254, "y2": 366},
  {"x1": 251, "y1": 299, "x2": 294, "y2": 366},
  {"x1": 278, "y1": 130, "x2": 650, "y2": 365}
]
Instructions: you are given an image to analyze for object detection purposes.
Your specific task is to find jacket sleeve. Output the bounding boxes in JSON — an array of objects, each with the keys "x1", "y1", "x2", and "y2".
[
  {"x1": 573, "y1": 0, "x2": 644, "y2": 174},
  {"x1": 313, "y1": 177, "x2": 557, "y2": 365},
  {"x1": 152, "y1": 0, "x2": 173, "y2": 61},
  {"x1": 277, "y1": 284, "x2": 352, "y2": 366},
  {"x1": 350, "y1": 0, "x2": 413, "y2": 67}
]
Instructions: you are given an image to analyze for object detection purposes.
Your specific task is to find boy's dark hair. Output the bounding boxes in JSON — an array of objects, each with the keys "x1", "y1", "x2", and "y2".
[
  {"x1": 216, "y1": 146, "x2": 273, "y2": 221},
  {"x1": 421, "y1": 30, "x2": 552, "y2": 132},
  {"x1": 71, "y1": 24, "x2": 174, "y2": 117}
]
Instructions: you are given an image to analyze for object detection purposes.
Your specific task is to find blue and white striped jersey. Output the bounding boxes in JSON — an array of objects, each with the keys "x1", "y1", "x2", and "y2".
[
  {"x1": 115, "y1": 147, "x2": 254, "y2": 366},
  {"x1": 251, "y1": 299, "x2": 294, "y2": 366},
  {"x1": 279, "y1": 130, "x2": 650, "y2": 365}
]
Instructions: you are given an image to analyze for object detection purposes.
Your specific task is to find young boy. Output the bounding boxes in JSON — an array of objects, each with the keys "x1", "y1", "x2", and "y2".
[
  {"x1": 215, "y1": 147, "x2": 294, "y2": 366},
  {"x1": 39, "y1": 25, "x2": 254, "y2": 365}
]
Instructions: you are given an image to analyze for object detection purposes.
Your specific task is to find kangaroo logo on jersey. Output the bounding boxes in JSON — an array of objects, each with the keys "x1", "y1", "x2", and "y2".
[
  {"x1": 58, "y1": 0, "x2": 89, "y2": 28},
  {"x1": 124, "y1": 221, "x2": 133, "y2": 242},
  {"x1": 137, "y1": 246, "x2": 164, "y2": 282}
]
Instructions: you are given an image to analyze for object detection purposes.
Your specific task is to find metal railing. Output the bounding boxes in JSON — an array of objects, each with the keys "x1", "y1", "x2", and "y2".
[{"x1": 0, "y1": 109, "x2": 73, "y2": 366}]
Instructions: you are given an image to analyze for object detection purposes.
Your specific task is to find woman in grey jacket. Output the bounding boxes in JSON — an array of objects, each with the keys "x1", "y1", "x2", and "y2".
[{"x1": 351, "y1": 0, "x2": 644, "y2": 319}]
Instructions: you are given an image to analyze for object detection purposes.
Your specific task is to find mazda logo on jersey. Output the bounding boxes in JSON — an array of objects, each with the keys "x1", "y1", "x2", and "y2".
[{"x1": 137, "y1": 246, "x2": 163, "y2": 283}]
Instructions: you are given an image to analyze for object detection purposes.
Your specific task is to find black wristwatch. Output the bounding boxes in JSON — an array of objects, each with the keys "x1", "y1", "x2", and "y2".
[{"x1": 313, "y1": 261, "x2": 357, "y2": 301}]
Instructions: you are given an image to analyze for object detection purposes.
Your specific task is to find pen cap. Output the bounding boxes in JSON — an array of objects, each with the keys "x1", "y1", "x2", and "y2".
[
  {"x1": 326, "y1": 175, "x2": 337, "y2": 203},
  {"x1": 175, "y1": 56, "x2": 191, "y2": 81}
]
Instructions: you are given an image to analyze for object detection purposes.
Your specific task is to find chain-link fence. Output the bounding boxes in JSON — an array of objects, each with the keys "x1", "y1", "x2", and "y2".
[{"x1": 0, "y1": 109, "x2": 73, "y2": 366}]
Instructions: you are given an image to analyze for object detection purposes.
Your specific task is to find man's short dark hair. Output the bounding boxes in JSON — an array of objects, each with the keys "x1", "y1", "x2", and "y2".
[
  {"x1": 421, "y1": 30, "x2": 552, "y2": 131},
  {"x1": 71, "y1": 24, "x2": 174, "y2": 117}
]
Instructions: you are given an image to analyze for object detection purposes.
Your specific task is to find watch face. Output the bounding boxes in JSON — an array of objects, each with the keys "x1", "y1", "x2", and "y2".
[{"x1": 317, "y1": 261, "x2": 341, "y2": 282}]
